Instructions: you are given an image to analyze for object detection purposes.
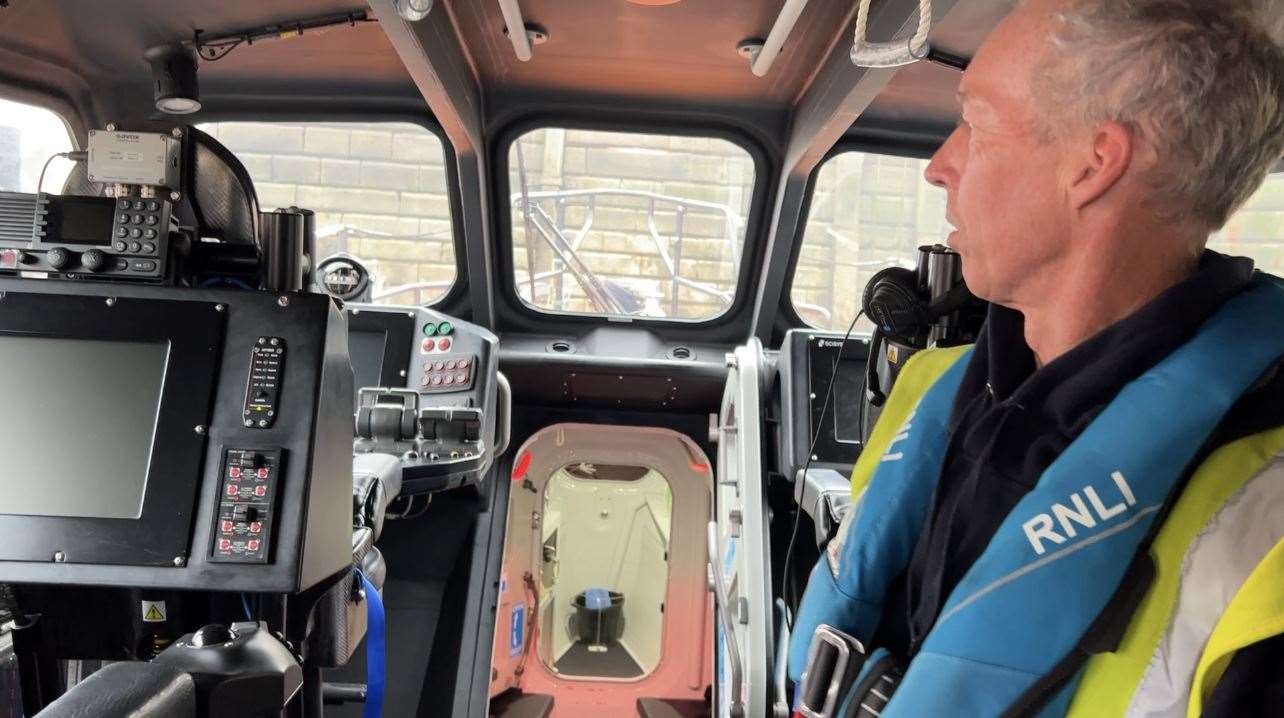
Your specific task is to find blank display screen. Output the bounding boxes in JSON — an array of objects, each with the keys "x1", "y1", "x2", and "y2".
[
  {"x1": 0, "y1": 335, "x2": 168, "y2": 519},
  {"x1": 349, "y1": 329, "x2": 388, "y2": 400}
]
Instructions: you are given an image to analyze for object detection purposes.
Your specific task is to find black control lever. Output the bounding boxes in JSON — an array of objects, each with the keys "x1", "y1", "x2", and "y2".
[{"x1": 153, "y1": 621, "x2": 302, "y2": 718}]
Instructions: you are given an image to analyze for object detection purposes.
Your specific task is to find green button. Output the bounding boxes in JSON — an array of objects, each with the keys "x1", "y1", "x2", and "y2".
[
  {"x1": 423, "y1": 323, "x2": 438, "y2": 337},
  {"x1": 437, "y1": 321, "x2": 454, "y2": 336}
]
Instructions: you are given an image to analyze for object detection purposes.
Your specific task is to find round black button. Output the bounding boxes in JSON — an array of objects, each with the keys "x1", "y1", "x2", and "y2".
[
  {"x1": 118, "y1": 213, "x2": 130, "y2": 223},
  {"x1": 129, "y1": 242, "x2": 142, "y2": 253},
  {"x1": 80, "y1": 249, "x2": 107, "y2": 273},
  {"x1": 147, "y1": 201, "x2": 160, "y2": 212},
  {"x1": 115, "y1": 227, "x2": 128, "y2": 238},
  {"x1": 118, "y1": 199, "x2": 131, "y2": 210},
  {"x1": 130, "y1": 228, "x2": 142, "y2": 239},
  {"x1": 132, "y1": 200, "x2": 145, "y2": 211},
  {"x1": 114, "y1": 241, "x2": 127, "y2": 251},
  {"x1": 45, "y1": 248, "x2": 70, "y2": 270},
  {"x1": 142, "y1": 242, "x2": 156, "y2": 253},
  {"x1": 131, "y1": 214, "x2": 143, "y2": 225},
  {"x1": 145, "y1": 215, "x2": 158, "y2": 226},
  {"x1": 144, "y1": 229, "x2": 157, "y2": 240}
]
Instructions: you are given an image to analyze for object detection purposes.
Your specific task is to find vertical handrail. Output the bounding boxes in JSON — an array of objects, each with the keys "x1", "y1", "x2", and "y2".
[{"x1": 708, "y1": 521, "x2": 746, "y2": 718}]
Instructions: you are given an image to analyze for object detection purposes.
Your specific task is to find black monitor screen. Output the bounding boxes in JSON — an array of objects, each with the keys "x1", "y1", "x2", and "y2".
[
  {"x1": 831, "y1": 357, "x2": 865, "y2": 444},
  {"x1": 350, "y1": 329, "x2": 389, "y2": 399},
  {"x1": 52, "y1": 196, "x2": 116, "y2": 246},
  {"x1": 0, "y1": 335, "x2": 167, "y2": 519}
]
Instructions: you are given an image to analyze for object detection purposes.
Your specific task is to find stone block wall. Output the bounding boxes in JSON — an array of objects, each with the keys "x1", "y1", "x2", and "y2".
[{"x1": 201, "y1": 121, "x2": 455, "y2": 305}]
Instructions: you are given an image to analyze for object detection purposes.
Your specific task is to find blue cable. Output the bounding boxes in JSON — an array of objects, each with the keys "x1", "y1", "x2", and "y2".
[
  {"x1": 358, "y1": 569, "x2": 385, "y2": 718},
  {"x1": 241, "y1": 594, "x2": 252, "y2": 621}
]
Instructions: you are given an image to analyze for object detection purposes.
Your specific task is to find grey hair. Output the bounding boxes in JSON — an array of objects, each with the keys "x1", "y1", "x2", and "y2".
[{"x1": 1031, "y1": 0, "x2": 1284, "y2": 229}]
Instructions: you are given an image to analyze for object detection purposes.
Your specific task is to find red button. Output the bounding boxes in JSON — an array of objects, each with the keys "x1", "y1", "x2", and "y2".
[
  {"x1": 229, "y1": 467, "x2": 242, "y2": 478},
  {"x1": 437, "y1": 338, "x2": 451, "y2": 351},
  {"x1": 0, "y1": 249, "x2": 16, "y2": 268},
  {"x1": 421, "y1": 338, "x2": 435, "y2": 353},
  {"x1": 254, "y1": 486, "x2": 267, "y2": 497},
  {"x1": 226, "y1": 484, "x2": 239, "y2": 496},
  {"x1": 257, "y1": 468, "x2": 268, "y2": 479},
  {"x1": 221, "y1": 520, "x2": 233, "y2": 532},
  {"x1": 247, "y1": 539, "x2": 260, "y2": 551},
  {"x1": 218, "y1": 539, "x2": 231, "y2": 551},
  {"x1": 249, "y1": 522, "x2": 262, "y2": 534}
]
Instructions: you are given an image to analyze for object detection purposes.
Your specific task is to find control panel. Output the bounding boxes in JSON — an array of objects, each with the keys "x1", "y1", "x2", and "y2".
[
  {"x1": 243, "y1": 337, "x2": 286, "y2": 429},
  {"x1": 211, "y1": 448, "x2": 283, "y2": 564},
  {"x1": 0, "y1": 192, "x2": 168, "y2": 280},
  {"x1": 348, "y1": 304, "x2": 505, "y2": 494}
]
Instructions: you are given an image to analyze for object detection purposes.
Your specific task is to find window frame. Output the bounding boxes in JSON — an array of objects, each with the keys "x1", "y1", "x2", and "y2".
[
  {"x1": 782, "y1": 139, "x2": 939, "y2": 332},
  {"x1": 195, "y1": 112, "x2": 468, "y2": 310},
  {"x1": 492, "y1": 115, "x2": 774, "y2": 330}
]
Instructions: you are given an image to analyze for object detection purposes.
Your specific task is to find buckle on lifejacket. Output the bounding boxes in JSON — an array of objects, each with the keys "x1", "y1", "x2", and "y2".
[{"x1": 797, "y1": 624, "x2": 866, "y2": 718}]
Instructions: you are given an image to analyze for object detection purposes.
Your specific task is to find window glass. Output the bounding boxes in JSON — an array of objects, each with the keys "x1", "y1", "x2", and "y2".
[
  {"x1": 1211, "y1": 172, "x2": 1284, "y2": 274},
  {"x1": 200, "y1": 121, "x2": 455, "y2": 306},
  {"x1": 0, "y1": 98, "x2": 74, "y2": 193},
  {"x1": 508, "y1": 128, "x2": 756, "y2": 321},
  {"x1": 791, "y1": 151, "x2": 947, "y2": 332}
]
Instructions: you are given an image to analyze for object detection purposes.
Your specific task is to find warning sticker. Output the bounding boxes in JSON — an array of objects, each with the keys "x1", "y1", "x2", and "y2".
[{"x1": 141, "y1": 600, "x2": 167, "y2": 623}]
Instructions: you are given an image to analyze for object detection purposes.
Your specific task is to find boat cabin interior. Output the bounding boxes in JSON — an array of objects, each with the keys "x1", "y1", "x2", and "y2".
[{"x1": 0, "y1": 0, "x2": 1280, "y2": 716}]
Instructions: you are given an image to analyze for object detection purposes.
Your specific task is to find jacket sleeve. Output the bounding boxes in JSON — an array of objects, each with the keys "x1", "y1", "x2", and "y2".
[{"x1": 1202, "y1": 633, "x2": 1284, "y2": 717}]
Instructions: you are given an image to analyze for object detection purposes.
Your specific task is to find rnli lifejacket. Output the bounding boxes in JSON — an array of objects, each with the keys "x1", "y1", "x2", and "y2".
[{"x1": 789, "y1": 276, "x2": 1284, "y2": 717}]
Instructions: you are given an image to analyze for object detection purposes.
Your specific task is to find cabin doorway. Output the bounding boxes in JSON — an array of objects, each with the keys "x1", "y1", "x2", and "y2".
[{"x1": 490, "y1": 424, "x2": 713, "y2": 717}]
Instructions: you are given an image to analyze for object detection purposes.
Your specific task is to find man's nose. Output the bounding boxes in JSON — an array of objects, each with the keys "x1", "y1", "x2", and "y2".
[{"x1": 924, "y1": 125, "x2": 963, "y2": 189}]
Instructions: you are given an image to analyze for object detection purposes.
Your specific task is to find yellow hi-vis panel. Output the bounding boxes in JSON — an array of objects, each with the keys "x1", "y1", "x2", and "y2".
[
  {"x1": 848, "y1": 345, "x2": 971, "y2": 500},
  {"x1": 1065, "y1": 426, "x2": 1284, "y2": 717}
]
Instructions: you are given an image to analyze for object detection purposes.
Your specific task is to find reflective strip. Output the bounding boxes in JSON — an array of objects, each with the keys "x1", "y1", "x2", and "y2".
[{"x1": 1126, "y1": 454, "x2": 1284, "y2": 717}]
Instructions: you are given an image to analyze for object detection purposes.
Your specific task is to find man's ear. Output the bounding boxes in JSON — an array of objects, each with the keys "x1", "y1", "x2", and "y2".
[{"x1": 1067, "y1": 121, "x2": 1134, "y2": 211}]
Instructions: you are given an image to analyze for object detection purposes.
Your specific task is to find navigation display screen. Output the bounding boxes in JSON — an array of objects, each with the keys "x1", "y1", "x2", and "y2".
[{"x1": 0, "y1": 335, "x2": 167, "y2": 519}]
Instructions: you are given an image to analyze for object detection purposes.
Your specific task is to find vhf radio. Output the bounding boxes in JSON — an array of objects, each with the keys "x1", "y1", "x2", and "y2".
[{"x1": 0, "y1": 129, "x2": 181, "y2": 281}]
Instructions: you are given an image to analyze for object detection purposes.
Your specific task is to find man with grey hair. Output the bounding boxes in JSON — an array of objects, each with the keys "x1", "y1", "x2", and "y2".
[{"x1": 788, "y1": 0, "x2": 1284, "y2": 715}]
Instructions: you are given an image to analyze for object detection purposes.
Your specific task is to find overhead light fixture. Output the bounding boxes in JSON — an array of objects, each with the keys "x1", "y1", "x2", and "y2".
[
  {"x1": 145, "y1": 44, "x2": 202, "y2": 114},
  {"x1": 744, "y1": 0, "x2": 810, "y2": 77},
  {"x1": 395, "y1": 0, "x2": 434, "y2": 22}
]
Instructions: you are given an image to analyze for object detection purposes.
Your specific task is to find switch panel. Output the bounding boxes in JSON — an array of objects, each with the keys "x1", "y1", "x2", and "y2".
[
  {"x1": 243, "y1": 337, "x2": 285, "y2": 429},
  {"x1": 210, "y1": 448, "x2": 284, "y2": 564},
  {"x1": 419, "y1": 353, "x2": 476, "y2": 393}
]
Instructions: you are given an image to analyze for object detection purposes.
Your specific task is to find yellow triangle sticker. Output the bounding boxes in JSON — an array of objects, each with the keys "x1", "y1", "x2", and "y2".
[{"x1": 142, "y1": 601, "x2": 167, "y2": 623}]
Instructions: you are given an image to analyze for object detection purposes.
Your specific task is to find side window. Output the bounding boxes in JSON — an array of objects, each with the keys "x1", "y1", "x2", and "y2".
[
  {"x1": 0, "y1": 98, "x2": 74, "y2": 193},
  {"x1": 1211, "y1": 172, "x2": 1284, "y2": 273},
  {"x1": 508, "y1": 128, "x2": 756, "y2": 321},
  {"x1": 199, "y1": 122, "x2": 456, "y2": 306},
  {"x1": 791, "y1": 151, "x2": 946, "y2": 332}
]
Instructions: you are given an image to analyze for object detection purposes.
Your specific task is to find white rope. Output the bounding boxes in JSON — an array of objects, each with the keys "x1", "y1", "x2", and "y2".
[{"x1": 851, "y1": 0, "x2": 933, "y2": 68}]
